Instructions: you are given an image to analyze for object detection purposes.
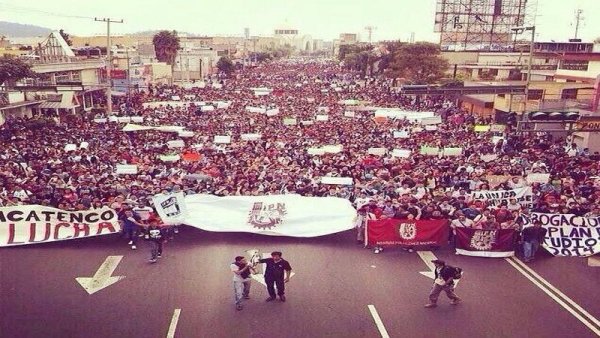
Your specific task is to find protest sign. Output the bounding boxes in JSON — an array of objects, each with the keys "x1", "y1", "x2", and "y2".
[
  {"x1": 64, "y1": 144, "x2": 77, "y2": 152},
  {"x1": 526, "y1": 173, "x2": 551, "y2": 184},
  {"x1": 412, "y1": 127, "x2": 424, "y2": 132},
  {"x1": 245, "y1": 106, "x2": 267, "y2": 114},
  {"x1": 117, "y1": 116, "x2": 131, "y2": 123},
  {"x1": 392, "y1": 149, "x2": 411, "y2": 158},
  {"x1": 116, "y1": 164, "x2": 138, "y2": 175},
  {"x1": 159, "y1": 154, "x2": 181, "y2": 162},
  {"x1": 393, "y1": 130, "x2": 410, "y2": 138},
  {"x1": 318, "y1": 107, "x2": 330, "y2": 113},
  {"x1": 322, "y1": 145, "x2": 343, "y2": 153},
  {"x1": 420, "y1": 116, "x2": 442, "y2": 125},
  {"x1": 283, "y1": 118, "x2": 297, "y2": 125},
  {"x1": 321, "y1": 177, "x2": 353, "y2": 185},
  {"x1": 167, "y1": 140, "x2": 185, "y2": 148},
  {"x1": 474, "y1": 125, "x2": 491, "y2": 132},
  {"x1": 152, "y1": 192, "x2": 188, "y2": 225},
  {"x1": 131, "y1": 116, "x2": 144, "y2": 123},
  {"x1": 266, "y1": 108, "x2": 280, "y2": 116},
  {"x1": 108, "y1": 116, "x2": 118, "y2": 122},
  {"x1": 93, "y1": 118, "x2": 107, "y2": 123},
  {"x1": 521, "y1": 213, "x2": 600, "y2": 257},
  {"x1": 214, "y1": 135, "x2": 231, "y2": 144},
  {"x1": 171, "y1": 95, "x2": 181, "y2": 101},
  {"x1": 344, "y1": 111, "x2": 355, "y2": 118},
  {"x1": 241, "y1": 134, "x2": 261, "y2": 141},
  {"x1": 471, "y1": 187, "x2": 533, "y2": 208},
  {"x1": 424, "y1": 125, "x2": 438, "y2": 131},
  {"x1": 490, "y1": 124, "x2": 506, "y2": 132},
  {"x1": 301, "y1": 120, "x2": 314, "y2": 125},
  {"x1": 316, "y1": 115, "x2": 329, "y2": 121},
  {"x1": 0, "y1": 205, "x2": 119, "y2": 247},
  {"x1": 480, "y1": 154, "x2": 498, "y2": 162},
  {"x1": 420, "y1": 146, "x2": 440, "y2": 156},
  {"x1": 366, "y1": 219, "x2": 449, "y2": 247},
  {"x1": 182, "y1": 151, "x2": 201, "y2": 162},
  {"x1": 201, "y1": 105, "x2": 215, "y2": 111},
  {"x1": 307, "y1": 148, "x2": 326, "y2": 156},
  {"x1": 80, "y1": 142, "x2": 89, "y2": 149},
  {"x1": 455, "y1": 228, "x2": 517, "y2": 257},
  {"x1": 216, "y1": 101, "x2": 230, "y2": 109},
  {"x1": 442, "y1": 147, "x2": 463, "y2": 157},
  {"x1": 178, "y1": 131, "x2": 194, "y2": 138},
  {"x1": 368, "y1": 148, "x2": 387, "y2": 156}
]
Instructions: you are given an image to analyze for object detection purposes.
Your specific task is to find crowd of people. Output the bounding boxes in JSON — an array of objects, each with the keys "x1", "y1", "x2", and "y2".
[{"x1": 1, "y1": 59, "x2": 599, "y2": 242}]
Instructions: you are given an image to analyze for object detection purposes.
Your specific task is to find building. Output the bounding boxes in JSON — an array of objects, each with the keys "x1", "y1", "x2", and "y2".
[
  {"x1": 174, "y1": 47, "x2": 218, "y2": 81},
  {"x1": 273, "y1": 23, "x2": 314, "y2": 52}
]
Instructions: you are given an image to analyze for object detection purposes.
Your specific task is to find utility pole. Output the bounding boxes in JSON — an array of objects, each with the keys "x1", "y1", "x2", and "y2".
[
  {"x1": 95, "y1": 17, "x2": 123, "y2": 115},
  {"x1": 573, "y1": 9, "x2": 584, "y2": 39},
  {"x1": 364, "y1": 26, "x2": 377, "y2": 44},
  {"x1": 125, "y1": 47, "x2": 131, "y2": 110}
]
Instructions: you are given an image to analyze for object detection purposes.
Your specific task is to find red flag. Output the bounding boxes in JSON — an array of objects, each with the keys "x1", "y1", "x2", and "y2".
[
  {"x1": 366, "y1": 219, "x2": 449, "y2": 247},
  {"x1": 455, "y1": 228, "x2": 517, "y2": 257}
]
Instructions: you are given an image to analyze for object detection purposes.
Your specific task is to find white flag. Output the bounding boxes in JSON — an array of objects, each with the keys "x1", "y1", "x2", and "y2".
[{"x1": 183, "y1": 194, "x2": 356, "y2": 237}]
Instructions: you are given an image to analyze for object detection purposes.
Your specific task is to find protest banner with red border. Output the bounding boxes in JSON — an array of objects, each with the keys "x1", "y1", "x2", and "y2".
[
  {"x1": 366, "y1": 219, "x2": 449, "y2": 247},
  {"x1": 455, "y1": 228, "x2": 517, "y2": 257},
  {"x1": 0, "y1": 206, "x2": 119, "y2": 247}
]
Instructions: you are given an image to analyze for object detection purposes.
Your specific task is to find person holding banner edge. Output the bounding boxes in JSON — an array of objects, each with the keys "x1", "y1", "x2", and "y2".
[{"x1": 259, "y1": 251, "x2": 292, "y2": 302}]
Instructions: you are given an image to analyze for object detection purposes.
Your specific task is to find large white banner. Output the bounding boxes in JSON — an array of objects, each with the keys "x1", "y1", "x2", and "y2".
[
  {"x1": 0, "y1": 206, "x2": 119, "y2": 247},
  {"x1": 470, "y1": 187, "x2": 533, "y2": 209},
  {"x1": 521, "y1": 213, "x2": 600, "y2": 257},
  {"x1": 183, "y1": 194, "x2": 356, "y2": 237},
  {"x1": 152, "y1": 192, "x2": 188, "y2": 225}
]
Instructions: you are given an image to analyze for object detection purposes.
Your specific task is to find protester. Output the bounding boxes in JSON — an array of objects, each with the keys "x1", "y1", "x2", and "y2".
[
  {"x1": 147, "y1": 219, "x2": 169, "y2": 263},
  {"x1": 521, "y1": 220, "x2": 548, "y2": 262},
  {"x1": 259, "y1": 251, "x2": 292, "y2": 302},
  {"x1": 121, "y1": 210, "x2": 144, "y2": 250},
  {"x1": 231, "y1": 256, "x2": 254, "y2": 310},
  {"x1": 424, "y1": 260, "x2": 462, "y2": 308}
]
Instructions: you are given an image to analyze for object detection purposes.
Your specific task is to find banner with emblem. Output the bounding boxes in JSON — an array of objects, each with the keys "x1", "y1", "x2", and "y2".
[
  {"x1": 455, "y1": 228, "x2": 517, "y2": 257},
  {"x1": 152, "y1": 192, "x2": 188, "y2": 225},
  {"x1": 365, "y1": 219, "x2": 449, "y2": 247},
  {"x1": 182, "y1": 194, "x2": 356, "y2": 237}
]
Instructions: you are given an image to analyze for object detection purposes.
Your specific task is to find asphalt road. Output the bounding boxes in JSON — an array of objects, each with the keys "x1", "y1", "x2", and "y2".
[{"x1": 1, "y1": 226, "x2": 599, "y2": 338}]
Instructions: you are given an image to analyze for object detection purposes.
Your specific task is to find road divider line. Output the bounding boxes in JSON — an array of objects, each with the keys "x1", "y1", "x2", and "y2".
[
  {"x1": 506, "y1": 257, "x2": 600, "y2": 336},
  {"x1": 166, "y1": 309, "x2": 181, "y2": 338},
  {"x1": 367, "y1": 305, "x2": 390, "y2": 338}
]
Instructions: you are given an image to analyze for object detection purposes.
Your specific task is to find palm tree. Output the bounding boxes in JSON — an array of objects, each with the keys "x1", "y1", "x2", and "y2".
[{"x1": 153, "y1": 30, "x2": 180, "y2": 66}]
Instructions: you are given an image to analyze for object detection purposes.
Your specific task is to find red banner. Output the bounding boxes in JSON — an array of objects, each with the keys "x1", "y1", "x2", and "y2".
[
  {"x1": 455, "y1": 228, "x2": 517, "y2": 257},
  {"x1": 366, "y1": 219, "x2": 449, "y2": 246}
]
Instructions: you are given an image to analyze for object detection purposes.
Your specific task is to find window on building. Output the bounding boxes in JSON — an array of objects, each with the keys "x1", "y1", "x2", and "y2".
[
  {"x1": 561, "y1": 88, "x2": 578, "y2": 99},
  {"x1": 528, "y1": 89, "x2": 543, "y2": 100},
  {"x1": 71, "y1": 71, "x2": 81, "y2": 82},
  {"x1": 559, "y1": 60, "x2": 589, "y2": 71},
  {"x1": 55, "y1": 71, "x2": 71, "y2": 83}
]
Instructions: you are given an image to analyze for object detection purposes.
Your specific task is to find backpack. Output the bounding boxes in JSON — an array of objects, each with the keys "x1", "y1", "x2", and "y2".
[{"x1": 448, "y1": 266, "x2": 463, "y2": 279}]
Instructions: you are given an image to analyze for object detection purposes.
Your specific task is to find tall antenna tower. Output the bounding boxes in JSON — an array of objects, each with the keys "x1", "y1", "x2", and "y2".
[
  {"x1": 573, "y1": 9, "x2": 584, "y2": 39},
  {"x1": 364, "y1": 26, "x2": 377, "y2": 44}
]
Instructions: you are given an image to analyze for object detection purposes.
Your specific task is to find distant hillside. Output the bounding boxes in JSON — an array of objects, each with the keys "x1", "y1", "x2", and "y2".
[{"x1": 0, "y1": 21, "x2": 52, "y2": 37}]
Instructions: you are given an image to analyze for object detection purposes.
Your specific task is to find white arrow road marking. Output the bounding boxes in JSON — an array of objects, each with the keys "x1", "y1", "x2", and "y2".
[
  {"x1": 166, "y1": 309, "x2": 181, "y2": 338},
  {"x1": 506, "y1": 257, "x2": 600, "y2": 336},
  {"x1": 75, "y1": 255, "x2": 125, "y2": 295},
  {"x1": 416, "y1": 251, "x2": 460, "y2": 286},
  {"x1": 367, "y1": 305, "x2": 390, "y2": 338},
  {"x1": 588, "y1": 256, "x2": 600, "y2": 267},
  {"x1": 250, "y1": 253, "x2": 295, "y2": 287}
]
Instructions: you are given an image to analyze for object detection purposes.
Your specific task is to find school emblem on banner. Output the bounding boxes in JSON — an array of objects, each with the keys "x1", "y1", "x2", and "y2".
[
  {"x1": 470, "y1": 230, "x2": 496, "y2": 251},
  {"x1": 247, "y1": 202, "x2": 287, "y2": 230},
  {"x1": 398, "y1": 222, "x2": 417, "y2": 240}
]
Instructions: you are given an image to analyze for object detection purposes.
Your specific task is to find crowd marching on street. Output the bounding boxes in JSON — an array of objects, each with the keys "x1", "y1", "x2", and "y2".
[{"x1": 0, "y1": 59, "x2": 598, "y2": 259}]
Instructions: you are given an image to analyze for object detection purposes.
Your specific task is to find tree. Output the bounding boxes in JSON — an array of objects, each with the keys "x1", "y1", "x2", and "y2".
[
  {"x1": 153, "y1": 30, "x2": 180, "y2": 66},
  {"x1": 216, "y1": 56, "x2": 235, "y2": 76},
  {"x1": 388, "y1": 42, "x2": 449, "y2": 84},
  {"x1": 0, "y1": 55, "x2": 37, "y2": 87},
  {"x1": 594, "y1": 37, "x2": 600, "y2": 44},
  {"x1": 59, "y1": 29, "x2": 73, "y2": 46}
]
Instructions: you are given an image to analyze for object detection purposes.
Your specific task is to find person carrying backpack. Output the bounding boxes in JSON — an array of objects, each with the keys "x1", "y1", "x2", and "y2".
[{"x1": 425, "y1": 259, "x2": 462, "y2": 308}]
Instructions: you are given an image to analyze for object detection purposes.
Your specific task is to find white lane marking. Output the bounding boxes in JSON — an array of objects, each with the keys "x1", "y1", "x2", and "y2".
[
  {"x1": 75, "y1": 255, "x2": 125, "y2": 295},
  {"x1": 506, "y1": 257, "x2": 600, "y2": 336},
  {"x1": 588, "y1": 256, "x2": 600, "y2": 267},
  {"x1": 367, "y1": 305, "x2": 390, "y2": 338},
  {"x1": 166, "y1": 309, "x2": 181, "y2": 338}
]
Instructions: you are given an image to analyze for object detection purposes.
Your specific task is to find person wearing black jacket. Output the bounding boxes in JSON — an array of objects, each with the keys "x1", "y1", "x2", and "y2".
[
  {"x1": 425, "y1": 260, "x2": 461, "y2": 308},
  {"x1": 522, "y1": 220, "x2": 547, "y2": 262},
  {"x1": 147, "y1": 221, "x2": 170, "y2": 263},
  {"x1": 259, "y1": 251, "x2": 292, "y2": 302}
]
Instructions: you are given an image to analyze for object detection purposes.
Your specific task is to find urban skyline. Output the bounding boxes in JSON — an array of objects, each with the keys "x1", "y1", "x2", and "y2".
[{"x1": 0, "y1": 0, "x2": 599, "y2": 43}]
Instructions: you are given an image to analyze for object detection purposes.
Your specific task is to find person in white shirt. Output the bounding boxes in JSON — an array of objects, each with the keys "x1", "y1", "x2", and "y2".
[{"x1": 231, "y1": 256, "x2": 254, "y2": 311}]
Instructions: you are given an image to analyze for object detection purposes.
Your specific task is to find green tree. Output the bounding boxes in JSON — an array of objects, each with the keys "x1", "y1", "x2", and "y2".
[
  {"x1": 59, "y1": 29, "x2": 73, "y2": 46},
  {"x1": 216, "y1": 56, "x2": 235, "y2": 75},
  {"x1": 152, "y1": 30, "x2": 180, "y2": 66},
  {"x1": 0, "y1": 55, "x2": 37, "y2": 87},
  {"x1": 388, "y1": 42, "x2": 449, "y2": 84}
]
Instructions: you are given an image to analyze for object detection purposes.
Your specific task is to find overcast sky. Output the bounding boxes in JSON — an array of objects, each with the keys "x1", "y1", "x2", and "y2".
[{"x1": 0, "y1": 0, "x2": 598, "y2": 42}]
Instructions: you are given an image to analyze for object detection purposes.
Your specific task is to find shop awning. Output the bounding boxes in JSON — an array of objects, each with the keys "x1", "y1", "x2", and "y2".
[
  {"x1": 0, "y1": 100, "x2": 45, "y2": 111},
  {"x1": 37, "y1": 102, "x2": 79, "y2": 109}
]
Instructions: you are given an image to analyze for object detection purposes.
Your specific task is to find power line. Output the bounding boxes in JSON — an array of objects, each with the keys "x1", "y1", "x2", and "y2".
[{"x1": 0, "y1": 3, "x2": 95, "y2": 20}]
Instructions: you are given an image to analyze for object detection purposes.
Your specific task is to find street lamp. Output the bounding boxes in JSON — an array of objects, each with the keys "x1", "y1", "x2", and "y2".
[{"x1": 511, "y1": 26, "x2": 536, "y2": 115}]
